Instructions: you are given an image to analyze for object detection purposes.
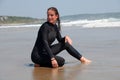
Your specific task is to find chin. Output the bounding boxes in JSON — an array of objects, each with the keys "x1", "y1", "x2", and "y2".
[{"x1": 49, "y1": 21, "x2": 54, "y2": 24}]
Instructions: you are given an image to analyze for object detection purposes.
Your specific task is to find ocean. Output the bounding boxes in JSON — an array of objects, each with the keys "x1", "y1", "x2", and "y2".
[
  {"x1": 61, "y1": 12, "x2": 120, "y2": 28},
  {"x1": 0, "y1": 12, "x2": 120, "y2": 28}
]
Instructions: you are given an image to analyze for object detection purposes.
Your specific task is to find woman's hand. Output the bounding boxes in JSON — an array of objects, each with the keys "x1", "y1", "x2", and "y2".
[
  {"x1": 65, "y1": 36, "x2": 72, "y2": 45},
  {"x1": 51, "y1": 58, "x2": 58, "y2": 68}
]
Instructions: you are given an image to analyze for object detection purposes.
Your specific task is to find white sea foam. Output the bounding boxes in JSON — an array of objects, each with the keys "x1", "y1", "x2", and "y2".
[
  {"x1": 61, "y1": 18, "x2": 120, "y2": 28},
  {"x1": 0, "y1": 24, "x2": 41, "y2": 28}
]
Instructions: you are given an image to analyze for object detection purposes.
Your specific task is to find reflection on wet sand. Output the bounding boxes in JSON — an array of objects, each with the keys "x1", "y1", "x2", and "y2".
[
  {"x1": 32, "y1": 63, "x2": 87, "y2": 80},
  {"x1": 32, "y1": 67, "x2": 65, "y2": 80}
]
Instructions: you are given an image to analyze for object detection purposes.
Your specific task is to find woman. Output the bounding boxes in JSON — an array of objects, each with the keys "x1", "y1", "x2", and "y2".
[{"x1": 31, "y1": 7, "x2": 91, "y2": 68}]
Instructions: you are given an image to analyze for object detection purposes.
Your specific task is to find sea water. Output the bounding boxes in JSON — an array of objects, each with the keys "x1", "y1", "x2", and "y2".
[
  {"x1": 61, "y1": 12, "x2": 120, "y2": 28},
  {"x1": 0, "y1": 12, "x2": 120, "y2": 29}
]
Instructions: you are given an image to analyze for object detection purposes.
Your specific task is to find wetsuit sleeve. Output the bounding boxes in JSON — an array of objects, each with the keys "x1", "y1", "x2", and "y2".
[{"x1": 41, "y1": 26, "x2": 54, "y2": 59}]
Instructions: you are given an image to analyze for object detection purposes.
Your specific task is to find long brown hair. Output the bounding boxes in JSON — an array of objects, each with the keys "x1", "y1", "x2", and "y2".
[{"x1": 47, "y1": 7, "x2": 61, "y2": 31}]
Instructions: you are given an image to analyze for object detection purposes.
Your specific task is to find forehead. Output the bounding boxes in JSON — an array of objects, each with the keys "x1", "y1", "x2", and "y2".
[{"x1": 47, "y1": 9, "x2": 55, "y2": 14}]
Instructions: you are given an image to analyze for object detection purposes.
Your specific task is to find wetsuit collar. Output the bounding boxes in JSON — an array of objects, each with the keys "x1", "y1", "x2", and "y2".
[{"x1": 47, "y1": 21, "x2": 56, "y2": 26}]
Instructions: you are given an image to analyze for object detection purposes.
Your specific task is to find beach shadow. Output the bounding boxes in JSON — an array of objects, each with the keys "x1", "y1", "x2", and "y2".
[{"x1": 24, "y1": 63, "x2": 35, "y2": 67}]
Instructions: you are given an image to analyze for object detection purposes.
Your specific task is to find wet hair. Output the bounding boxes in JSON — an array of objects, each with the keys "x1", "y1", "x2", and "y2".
[{"x1": 47, "y1": 7, "x2": 61, "y2": 31}]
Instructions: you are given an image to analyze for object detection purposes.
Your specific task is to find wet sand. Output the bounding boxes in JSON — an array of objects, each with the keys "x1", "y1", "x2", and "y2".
[{"x1": 0, "y1": 26, "x2": 120, "y2": 80}]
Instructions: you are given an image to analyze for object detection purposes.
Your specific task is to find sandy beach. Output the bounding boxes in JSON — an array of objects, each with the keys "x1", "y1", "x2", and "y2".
[{"x1": 0, "y1": 26, "x2": 120, "y2": 80}]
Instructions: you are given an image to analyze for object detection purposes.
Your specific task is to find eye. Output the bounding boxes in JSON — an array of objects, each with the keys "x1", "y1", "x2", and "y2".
[
  {"x1": 47, "y1": 14, "x2": 55, "y2": 18},
  {"x1": 51, "y1": 14, "x2": 54, "y2": 16},
  {"x1": 49, "y1": 14, "x2": 54, "y2": 17}
]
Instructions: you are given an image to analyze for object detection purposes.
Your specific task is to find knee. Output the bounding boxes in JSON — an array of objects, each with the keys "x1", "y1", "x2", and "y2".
[
  {"x1": 59, "y1": 58, "x2": 65, "y2": 67},
  {"x1": 55, "y1": 56, "x2": 65, "y2": 67},
  {"x1": 65, "y1": 36, "x2": 72, "y2": 45},
  {"x1": 64, "y1": 42, "x2": 72, "y2": 48}
]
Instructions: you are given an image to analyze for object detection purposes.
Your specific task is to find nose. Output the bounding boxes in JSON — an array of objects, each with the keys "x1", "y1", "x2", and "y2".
[{"x1": 47, "y1": 14, "x2": 52, "y2": 19}]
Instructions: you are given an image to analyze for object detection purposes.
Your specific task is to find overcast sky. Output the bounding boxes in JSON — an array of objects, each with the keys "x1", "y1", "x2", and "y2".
[{"x1": 0, "y1": 0, "x2": 120, "y2": 18}]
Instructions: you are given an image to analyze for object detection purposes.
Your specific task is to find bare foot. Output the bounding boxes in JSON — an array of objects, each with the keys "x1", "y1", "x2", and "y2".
[
  {"x1": 80, "y1": 57, "x2": 92, "y2": 64},
  {"x1": 34, "y1": 64, "x2": 40, "y2": 67}
]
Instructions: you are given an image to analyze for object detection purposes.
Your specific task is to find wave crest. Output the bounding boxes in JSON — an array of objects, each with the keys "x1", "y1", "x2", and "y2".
[{"x1": 61, "y1": 18, "x2": 120, "y2": 28}]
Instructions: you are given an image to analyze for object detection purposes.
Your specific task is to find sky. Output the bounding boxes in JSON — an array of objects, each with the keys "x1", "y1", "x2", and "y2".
[{"x1": 0, "y1": 0, "x2": 120, "y2": 19}]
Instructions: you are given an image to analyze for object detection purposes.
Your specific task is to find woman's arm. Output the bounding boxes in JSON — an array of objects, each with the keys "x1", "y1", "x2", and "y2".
[
  {"x1": 41, "y1": 25, "x2": 54, "y2": 59},
  {"x1": 56, "y1": 27, "x2": 72, "y2": 45}
]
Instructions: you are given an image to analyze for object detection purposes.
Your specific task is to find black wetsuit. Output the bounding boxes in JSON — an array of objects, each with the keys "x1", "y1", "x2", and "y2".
[{"x1": 31, "y1": 22, "x2": 82, "y2": 67}]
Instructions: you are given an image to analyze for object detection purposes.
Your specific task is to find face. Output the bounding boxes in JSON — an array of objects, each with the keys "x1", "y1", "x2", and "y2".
[{"x1": 47, "y1": 9, "x2": 58, "y2": 24}]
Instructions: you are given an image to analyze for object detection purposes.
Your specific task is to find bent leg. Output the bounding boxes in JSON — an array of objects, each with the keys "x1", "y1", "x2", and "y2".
[
  {"x1": 31, "y1": 43, "x2": 65, "y2": 68},
  {"x1": 50, "y1": 43, "x2": 65, "y2": 67},
  {"x1": 38, "y1": 55, "x2": 65, "y2": 68},
  {"x1": 50, "y1": 42, "x2": 65, "y2": 55},
  {"x1": 51, "y1": 42, "x2": 82, "y2": 60},
  {"x1": 65, "y1": 42, "x2": 82, "y2": 60},
  {"x1": 64, "y1": 42, "x2": 91, "y2": 63},
  {"x1": 31, "y1": 47, "x2": 41, "y2": 64}
]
